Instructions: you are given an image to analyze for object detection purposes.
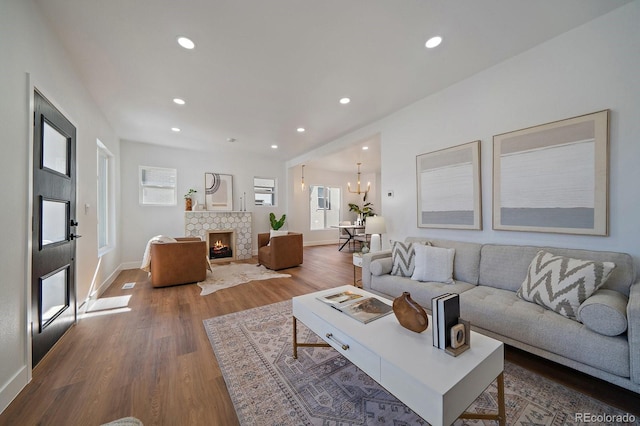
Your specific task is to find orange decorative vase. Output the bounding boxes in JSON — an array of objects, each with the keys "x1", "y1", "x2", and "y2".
[
  {"x1": 393, "y1": 292, "x2": 428, "y2": 333},
  {"x1": 185, "y1": 198, "x2": 193, "y2": 211}
]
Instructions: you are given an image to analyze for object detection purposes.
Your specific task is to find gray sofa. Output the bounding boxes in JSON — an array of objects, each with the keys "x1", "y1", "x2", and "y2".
[{"x1": 362, "y1": 237, "x2": 640, "y2": 393}]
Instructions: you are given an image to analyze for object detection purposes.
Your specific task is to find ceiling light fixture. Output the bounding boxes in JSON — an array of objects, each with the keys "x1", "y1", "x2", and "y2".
[
  {"x1": 297, "y1": 127, "x2": 305, "y2": 133},
  {"x1": 227, "y1": 137, "x2": 236, "y2": 143},
  {"x1": 425, "y1": 36, "x2": 442, "y2": 49},
  {"x1": 301, "y1": 164, "x2": 305, "y2": 190},
  {"x1": 339, "y1": 97, "x2": 351, "y2": 105},
  {"x1": 362, "y1": 146, "x2": 369, "y2": 150},
  {"x1": 171, "y1": 127, "x2": 181, "y2": 132},
  {"x1": 271, "y1": 145, "x2": 278, "y2": 149},
  {"x1": 173, "y1": 98, "x2": 186, "y2": 105},
  {"x1": 347, "y1": 162, "x2": 370, "y2": 196},
  {"x1": 177, "y1": 36, "x2": 195, "y2": 50}
]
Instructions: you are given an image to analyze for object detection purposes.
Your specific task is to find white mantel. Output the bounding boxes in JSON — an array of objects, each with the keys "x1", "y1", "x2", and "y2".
[{"x1": 185, "y1": 211, "x2": 252, "y2": 260}]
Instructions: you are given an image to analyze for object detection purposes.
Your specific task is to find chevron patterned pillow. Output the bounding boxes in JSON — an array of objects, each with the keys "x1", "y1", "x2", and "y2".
[
  {"x1": 391, "y1": 241, "x2": 416, "y2": 277},
  {"x1": 516, "y1": 250, "x2": 616, "y2": 320}
]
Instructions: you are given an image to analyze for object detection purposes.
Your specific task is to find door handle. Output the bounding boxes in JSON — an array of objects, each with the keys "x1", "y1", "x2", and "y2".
[{"x1": 70, "y1": 234, "x2": 82, "y2": 240}]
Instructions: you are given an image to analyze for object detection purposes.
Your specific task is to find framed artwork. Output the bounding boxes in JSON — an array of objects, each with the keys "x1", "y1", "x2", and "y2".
[
  {"x1": 205, "y1": 173, "x2": 233, "y2": 211},
  {"x1": 416, "y1": 140, "x2": 482, "y2": 229},
  {"x1": 493, "y1": 110, "x2": 609, "y2": 235}
]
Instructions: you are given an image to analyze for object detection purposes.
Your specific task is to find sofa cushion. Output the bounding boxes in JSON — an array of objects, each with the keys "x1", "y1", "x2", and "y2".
[
  {"x1": 391, "y1": 241, "x2": 417, "y2": 277},
  {"x1": 407, "y1": 238, "x2": 481, "y2": 285},
  {"x1": 577, "y1": 289, "x2": 628, "y2": 336},
  {"x1": 460, "y1": 286, "x2": 629, "y2": 378},
  {"x1": 411, "y1": 245, "x2": 455, "y2": 284},
  {"x1": 517, "y1": 250, "x2": 616, "y2": 321},
  {"x1": 370, "y1": 258, "x2": 393, "y2": 276},
  {"x1": 479, "y1": 244, "x2": 634, "y2": 297},
  {"x1": 369, "y1": 274, "x2": 475, "y2": 309}
]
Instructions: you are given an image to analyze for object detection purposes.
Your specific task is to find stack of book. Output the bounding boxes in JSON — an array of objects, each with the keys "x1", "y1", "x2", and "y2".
[{"x1": 431, "y1": 293, "x2": 460, "y2": 349}]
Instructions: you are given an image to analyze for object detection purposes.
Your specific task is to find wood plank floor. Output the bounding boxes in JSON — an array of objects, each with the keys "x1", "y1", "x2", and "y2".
[{"x1": 1, "y1": 245, "x2": 638, "y2": 425}]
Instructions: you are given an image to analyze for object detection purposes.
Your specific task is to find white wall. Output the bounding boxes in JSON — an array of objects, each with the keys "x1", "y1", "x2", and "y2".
[
  {"x1": 0, "y1": 0, "x2": 121, "y2": 413},
  {"x1": 119, "y1": 140, "x2": 287, "y2": 263},
  {"x1": 290, "y1": 1, "x2": 640, "y2": 270}
]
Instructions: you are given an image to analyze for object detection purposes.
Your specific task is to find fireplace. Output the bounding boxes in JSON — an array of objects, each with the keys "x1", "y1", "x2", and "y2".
[{"x1": 207, "y1": 230, "x2": 235, "y2": 262}]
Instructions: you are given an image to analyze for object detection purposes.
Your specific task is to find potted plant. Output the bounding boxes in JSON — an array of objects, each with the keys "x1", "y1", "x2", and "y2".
[
  {"x1": 184, "y1": 188, "x2": 197, "y2": 211},
  {"x1": 269, "y1": 213, "x2": 287, "y2": 230},
  {"x1": 348, "y1": 202, "x2": 374, "y2": 224}
]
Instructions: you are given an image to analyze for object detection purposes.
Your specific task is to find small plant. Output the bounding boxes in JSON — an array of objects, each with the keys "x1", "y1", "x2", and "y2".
[
  {"x1": 348, "y1": 202, "x2": 374, "y2": 218},
  {"x1": 269, "y1": 213, "x2": 287, "y2": 230},
  {"x1": 184, "y1": 188, "x2": 197, "y2": 199}
]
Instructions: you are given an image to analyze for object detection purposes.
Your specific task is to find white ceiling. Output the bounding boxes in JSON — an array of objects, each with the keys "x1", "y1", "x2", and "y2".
[{"x1": 35, "y1": 0, "x2": 630, "y2": 172}]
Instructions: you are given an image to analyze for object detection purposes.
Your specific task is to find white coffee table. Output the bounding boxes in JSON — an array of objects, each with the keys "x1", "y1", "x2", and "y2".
[{"x1": 292, "y1": 285, "x2": 505, "y2": 426}]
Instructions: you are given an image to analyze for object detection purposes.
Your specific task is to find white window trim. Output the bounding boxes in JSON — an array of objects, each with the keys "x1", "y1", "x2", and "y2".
[
  {"x1": 139, "y1": 165, "x2": 177, "y2": 206},
  {"x1": 97, "y1": 140, "x2": 115, "y2": 257}
]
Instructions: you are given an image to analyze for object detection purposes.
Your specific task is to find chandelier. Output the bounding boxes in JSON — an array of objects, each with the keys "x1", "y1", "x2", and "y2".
[{"x1": 347, "y1": 162, "x2": 370, "y2": 196}]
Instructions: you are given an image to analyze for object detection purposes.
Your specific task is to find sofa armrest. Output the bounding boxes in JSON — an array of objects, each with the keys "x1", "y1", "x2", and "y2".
[
  {"x1": 628, "y1": 280, "x2": 640, "y2": 384},
  {"x1": 362, "y1": 249, "x2": 392, "y2": 289}
]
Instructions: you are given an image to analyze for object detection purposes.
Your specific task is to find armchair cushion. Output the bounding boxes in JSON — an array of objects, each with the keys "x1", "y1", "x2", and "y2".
[{"x1": 258, "y1": 232, "x2": 303, "y2": 270}]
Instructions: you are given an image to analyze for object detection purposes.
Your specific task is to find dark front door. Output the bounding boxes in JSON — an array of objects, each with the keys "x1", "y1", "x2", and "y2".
[{"x1": 31, "y1": 91, "x2": 78, "y2": 367}]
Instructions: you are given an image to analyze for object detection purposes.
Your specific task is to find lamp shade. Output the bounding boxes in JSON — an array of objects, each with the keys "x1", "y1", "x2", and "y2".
[{"x1": 365, "y1": 216, "x2": 386, "y2": 235}]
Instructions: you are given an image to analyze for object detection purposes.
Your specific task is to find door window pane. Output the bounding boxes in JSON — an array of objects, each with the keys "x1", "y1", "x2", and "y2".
[
  {"x1": 41, "y1": 268, "x2": 69, "y2": 328},
  {"x1": 42, "y1": 200, "x2": 67, "y2": 246},
  {"x1": 43, "y1": 121, "x2": 68, "y2": 175}
]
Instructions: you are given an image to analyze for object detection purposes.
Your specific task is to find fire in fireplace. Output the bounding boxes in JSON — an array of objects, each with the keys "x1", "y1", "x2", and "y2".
[
  {"x1": 206, "y1": 229, "x2": 236, "y2": 261},
  {"x1": 210, "y1": 240, "x2": 233, "y2": 259}
]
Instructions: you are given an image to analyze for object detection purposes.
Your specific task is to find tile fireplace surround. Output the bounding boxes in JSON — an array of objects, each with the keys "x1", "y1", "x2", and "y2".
[{"x1": 185, "y1": 211, "x2": 252, "y2": 260}]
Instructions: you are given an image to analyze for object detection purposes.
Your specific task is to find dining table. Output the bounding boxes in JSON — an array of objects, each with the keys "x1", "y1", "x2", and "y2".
[{"x1": 331, "y1": 224, "x2": 365, "y2": 251}]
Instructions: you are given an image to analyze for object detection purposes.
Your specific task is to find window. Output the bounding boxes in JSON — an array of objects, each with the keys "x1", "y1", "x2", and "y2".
[
  {"x1": 310, "y1": 185, "x2": 341, "y2": 230},
  {"x1": 97, "y1": 141, "x2": 114, "y2": 255},
  {"x1": 139, "y1": 166, "x2": 177, "y2": 205},
  {"x1": 254, "y1": 177, "x2": 276, "y2": 206}
]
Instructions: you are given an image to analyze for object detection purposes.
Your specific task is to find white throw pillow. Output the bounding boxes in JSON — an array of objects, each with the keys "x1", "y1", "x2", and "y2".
[
  {"x1": 517, "y1": 250, "x2": 616, "y2": 321},
  {"x1": 411, "y1": 245, "x2": 455, "y2": 284},
  {"x1": 270, "y1": 230, "x2": 288, "y2": 239},
  {"x1": 267, "y1": 230, "x2": 288, "y2": 246}
]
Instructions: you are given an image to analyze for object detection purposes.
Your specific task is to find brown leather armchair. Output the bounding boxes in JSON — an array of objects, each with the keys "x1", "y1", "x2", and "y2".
[
  {"x1": 150, "y1": 237, "x2": 208, "y2": 287},
  {"x1": 258, "y1": 232, "x2": 303, "y2": 270}
]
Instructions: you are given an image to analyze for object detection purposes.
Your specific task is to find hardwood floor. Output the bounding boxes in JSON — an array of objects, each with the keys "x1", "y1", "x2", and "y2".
[{"x1": 1, "y1": 245, "x2": 638, "y2": 425}]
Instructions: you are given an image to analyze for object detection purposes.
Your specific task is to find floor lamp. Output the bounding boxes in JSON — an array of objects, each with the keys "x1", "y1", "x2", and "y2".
[{"x1": 365, "y1": 216, "x2": 386, "y2": 253}]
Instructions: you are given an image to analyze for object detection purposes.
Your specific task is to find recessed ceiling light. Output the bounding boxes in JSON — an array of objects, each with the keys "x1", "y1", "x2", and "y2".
[
  {"x1": 362, "y1": 146, "x2": 369, "y2": 150},
  {"x1": 425, "y1": 36, "x2": 442, "y2": 49},
  {"x1": 177, "y1": 36, "x2": 195, "y2": 50},
  {"x1": 297, "y1": 127, "x2": 305, "y2": 133},
  {"x1": 271, "y1": 145, "x2": 278, "y2": 149},
  {"x1": 171, "y1": 127, "x2": 181, "y2": 132},
  {"x1": 173, "y1": 98, "x2": 186, "y2": 105},
  {"x1": 227, "y1": 137, "x2": 237, "y2": 143},
  {"x1": 339, "y1": 97, "x2": 351, "y2": 105}
]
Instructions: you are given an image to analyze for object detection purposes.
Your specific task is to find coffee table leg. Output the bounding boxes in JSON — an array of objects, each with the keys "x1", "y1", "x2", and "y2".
[
  {"x1": 459, "y1": 372, "x2": 506, "y2": 425},
  {"x1": 497, "y1": 372, "x2": 506, "y2": 426},
  {"x1": 293, "y1": 316, "x2": 299, "y2": 359},
  {"x1": 292, "y1": 316, "x2": 331, "y2": 360}
]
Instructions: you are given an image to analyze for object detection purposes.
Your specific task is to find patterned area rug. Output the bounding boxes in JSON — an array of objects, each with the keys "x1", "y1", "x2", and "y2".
[
  {"x1": 197, "y1": 262, "x2": 291, "y2": 296},
  {"x1": 204, "y1": 300, "x2": 635, "y2": 425}
]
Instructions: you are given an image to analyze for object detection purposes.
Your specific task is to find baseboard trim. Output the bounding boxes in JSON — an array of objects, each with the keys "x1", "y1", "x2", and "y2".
[{"x1": 0, "y1": 365, "x2": 28, "y2": 415}]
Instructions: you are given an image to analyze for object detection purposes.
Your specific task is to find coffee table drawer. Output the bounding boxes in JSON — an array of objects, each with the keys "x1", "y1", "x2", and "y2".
[{"x1": 303, "y1": 311, "x2": 381, "y2": 381}]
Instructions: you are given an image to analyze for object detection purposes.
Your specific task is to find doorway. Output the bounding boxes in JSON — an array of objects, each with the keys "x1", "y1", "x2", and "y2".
[{"x1": 31, "y1": 90, "x2": 78, "y2": 367}]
